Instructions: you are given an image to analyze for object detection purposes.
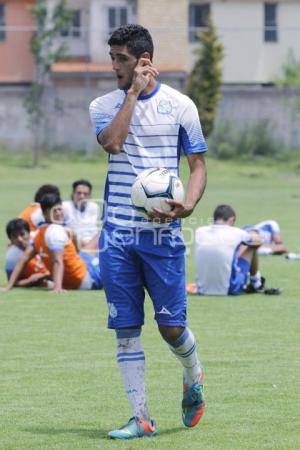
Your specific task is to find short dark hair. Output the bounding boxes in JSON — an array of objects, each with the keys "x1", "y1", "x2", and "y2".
[
  {"x1": 213, "y1": 205, "x2": 236, "y2": 222},
  {"x1": 40, "y1": 193, "x2": 62, "y2": 214},
  {"x1": 72, "y1": 179, "x2": 92, "y2": 192},
  {"x1": 6, "y1": 218, "x2": 30, "y2": 239},
  {"x1": 108, "y1": 24, "x2": 154, "y2": 61},
  {"x1": 34, "y1": 184, "x2": 60, "y2": 203}
]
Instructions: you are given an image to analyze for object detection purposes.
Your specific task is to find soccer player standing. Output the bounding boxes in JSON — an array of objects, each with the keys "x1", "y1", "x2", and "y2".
[{"x1": 89, "y1": 24, "x2": 207, "y2": 439}]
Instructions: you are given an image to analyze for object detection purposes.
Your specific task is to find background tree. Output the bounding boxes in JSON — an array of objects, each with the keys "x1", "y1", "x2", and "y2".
[
  {"x1": 277, "y1": 50, "x2": 300, "y2": 109},
  {"x1": 24, "y1": 0, "x2": 73, "y2": 167},
  {"x1": 186, "y1": 16, "x2": 224, "y2": 138},
  {"x1": 276, "y1": 50, "x2": 300, "y2": 90}
]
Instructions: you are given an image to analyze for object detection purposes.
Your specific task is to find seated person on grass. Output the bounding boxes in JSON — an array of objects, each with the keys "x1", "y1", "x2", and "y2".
[
  {"x1": 243, "y1": 220, "x2": 287, "y2": 256},
  {"x1": 63, "y1": 179, "x2": 100, "y2": 253},
  {"x1": 19, "y1": 184, "x2": 61, "y2": 231},
  {"x1": 3, "y1": 194, "x2": 102, "y2": 294},
  {"x1": 5, "y1": 218, "x2": 50, "y2": 288},
  {"x1": 186, "y1": 205, "x2": 280, "y2": 296}
]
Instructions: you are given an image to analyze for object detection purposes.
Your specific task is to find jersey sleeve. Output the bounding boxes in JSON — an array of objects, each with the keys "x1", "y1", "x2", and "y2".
[
  {"x1": 31, "y1": 207, "x2": 46, "y2": 228},
  {"x1": 269, "y1": 220, "x2": 280, "y2": 234},
  {"x1": 258, "y1": 220, "x2": 280, "y2": 235},
  {"x1": 45, "y1": 225, "x2": 69, "y2": 252},
  {"x1": 179, "y1": 99, "x2": 208, "y2": 155},
  {"x1": 89, "y1": 96, "x2": 116, "y2": 137},
  {"x1": 5, "y1": 246, "x2": 23, "y2": 274}
]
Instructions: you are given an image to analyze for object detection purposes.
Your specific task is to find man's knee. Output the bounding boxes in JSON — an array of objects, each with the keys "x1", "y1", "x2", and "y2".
[
  {"x1": 158, "y1": 325, "x2": 185, "y2": 343},
  {"x1": 239, "y1": 246, "x2": 256, "y2": 262}
]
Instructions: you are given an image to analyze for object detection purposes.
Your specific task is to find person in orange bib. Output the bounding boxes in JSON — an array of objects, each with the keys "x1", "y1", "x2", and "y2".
[
  {"x1": 18, "y1": 184, "x2": 60, "y2": 231},
  {"x1": 5, "y1": 218, "x2": 50, "y2": 287},
  {"x1": 3, "y1": 194, "x2": 102, "y2": 294}
]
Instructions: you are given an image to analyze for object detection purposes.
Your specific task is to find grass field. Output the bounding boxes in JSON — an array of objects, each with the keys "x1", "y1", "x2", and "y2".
[{"x1": 0, "y1": 153, "x2": 300, "y2": 449}]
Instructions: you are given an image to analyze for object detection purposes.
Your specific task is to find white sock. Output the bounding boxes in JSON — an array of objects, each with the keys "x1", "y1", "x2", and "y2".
[
  {"x1": 250, "y1": 271, "x2": 262, "y2": 288},
  {"x1": 168, "y1": 328, "x2": 203, "y2": 386},
  {"x1": 116, "y1": 329, "x2": 149, "y2": 420}
]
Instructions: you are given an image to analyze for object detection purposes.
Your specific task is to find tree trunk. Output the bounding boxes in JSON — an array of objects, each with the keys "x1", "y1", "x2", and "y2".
[{"x1": 32, "y1": 119, "x2": 41, "y2": 167}]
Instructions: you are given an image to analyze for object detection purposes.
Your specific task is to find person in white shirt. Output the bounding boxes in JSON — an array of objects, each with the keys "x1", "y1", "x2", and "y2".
[
  {"x1": 187, "y1": 205, "x2": 265, "y2": 296},
  {"x1": 63, "y1": 179, "x2": 100, "y2": 251}
]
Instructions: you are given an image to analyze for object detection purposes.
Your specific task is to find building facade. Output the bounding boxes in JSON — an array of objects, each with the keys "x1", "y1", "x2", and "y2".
[
  {"x1": 0, "y1": 0, "x2": 35, "y2": 83},
  {"x1": 1, "y1": 0, "x2": 300, "y2": 151},
  {"x1": 52, "y1": 0, "x2": 300, "y2": 84},
  {"x1": 190, "y1": 0, "x2": 300, "y2": 84},
  {"x1": 1, "y1": 0, "x2": 300, "y2": 84}
]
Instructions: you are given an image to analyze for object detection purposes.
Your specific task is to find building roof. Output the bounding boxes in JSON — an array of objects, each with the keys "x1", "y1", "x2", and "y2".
[{"x1": 51, "y1": 62, "x2": 186, "y2": 74}]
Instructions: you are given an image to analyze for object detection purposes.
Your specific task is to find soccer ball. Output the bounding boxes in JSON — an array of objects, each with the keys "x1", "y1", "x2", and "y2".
[{"x1": 131, "y1": 168, "x2": 185, "y2": 214}]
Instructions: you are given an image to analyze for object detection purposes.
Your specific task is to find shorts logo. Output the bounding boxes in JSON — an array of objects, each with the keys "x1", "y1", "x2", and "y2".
[
  {"x1": 157, "y1": 100, "x2": 172, "y2": 115},
  {"x1": 108, "y1": 302, "x2": 118, "y2": 318},
  {"x1": 157, "y1": 306, "x2": 172, "y2": 316}
]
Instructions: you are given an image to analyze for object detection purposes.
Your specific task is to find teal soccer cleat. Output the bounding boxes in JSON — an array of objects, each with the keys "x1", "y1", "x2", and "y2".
[
  {"x1": 108, "y1": 416, "x2": 157, "y2": 440},
  {"x1": 182, "y1": 382, "x2": 206, "y2": 427}
]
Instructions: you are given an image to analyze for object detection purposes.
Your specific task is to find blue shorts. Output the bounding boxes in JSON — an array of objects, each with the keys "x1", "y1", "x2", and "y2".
[
  {"x1": 228, "y1": 257, "x2": 250, "y2": 295},
  {"x1": 79, "y1": 251, "x2": 103, "y2": 290},
  {"x1": 99, "y1": 224, "x2": 187, "y2": 329}
]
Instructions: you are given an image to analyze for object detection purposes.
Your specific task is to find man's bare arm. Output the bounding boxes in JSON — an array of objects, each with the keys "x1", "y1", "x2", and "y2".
[
  {"x1": 15, "y1": 271, "x2": 50, "y2": 287},
  {"x1": 271, "y1": 232, "x2": 288, "y2": 254},
  {"x1": 98, "y1": 58, "x2": 159, "y2": 154},
  {"x1": 1, "y1": 247, "x2": 35, "y2": 291},
  {"x1": 184, "y1": 153, "x2": 207, "y2": 214},
  {"x1": 51, "y1": 251, "x2": 66, "y2": 294},
  {"x1": 98, "y1": 91, "x2": 139, "y2": 154},
  {"x1": 150, "y1": 153, "x2": 207, "y2": 220}
]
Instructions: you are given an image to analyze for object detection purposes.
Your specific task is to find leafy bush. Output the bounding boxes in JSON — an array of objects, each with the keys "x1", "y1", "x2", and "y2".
[
  {"x1": 276, "y1": 51, "x2": 300, "y2": 114},
  {"x1": 276, "y1": 50, "x2": 300, "y2": 90},
  {"x1": 208, "y1": 120, "x2": 282, "y2": 159}
]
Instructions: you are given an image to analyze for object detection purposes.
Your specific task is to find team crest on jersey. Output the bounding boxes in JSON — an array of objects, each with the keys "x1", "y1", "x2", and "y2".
[
  {"x1": 108, "y1": 302, "x2": 118, "y2": 318},
  {"x1": 157, "y1": 100, "x2": 173, "y2": 115},
  {"x1": 98, "y1": 112, "x2": 114, "y2": 122}
]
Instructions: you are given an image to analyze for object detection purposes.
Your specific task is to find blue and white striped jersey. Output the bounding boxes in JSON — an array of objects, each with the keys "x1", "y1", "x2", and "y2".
[
  {"x1": 89, "y1": 82, "x2": 207, "y2": 229},
  {"x1": 243, "y1": 220, "x2": 280, "y2": 244},
  {"x1": 251, "y1": 220, "x2": 280, "y2": 244}
]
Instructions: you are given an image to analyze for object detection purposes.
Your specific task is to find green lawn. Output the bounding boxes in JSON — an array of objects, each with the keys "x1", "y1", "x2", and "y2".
[{"x1": 0, "y1": 154, "x2": 300, "y2": 449}]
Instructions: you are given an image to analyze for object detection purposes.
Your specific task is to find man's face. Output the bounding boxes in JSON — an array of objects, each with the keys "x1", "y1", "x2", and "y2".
[
  {"x1": 109, "y1": 45, "x2": 138, "y2": 90},
  {"x1": 10, "y1": 229, "x2": 30, "y2": 250},
  {"x1": 72, "y1": 184, "x2": 91, "y2": 210},
  {"x1": 45, "y1": 204, "x2": 64, "y2": 224}
]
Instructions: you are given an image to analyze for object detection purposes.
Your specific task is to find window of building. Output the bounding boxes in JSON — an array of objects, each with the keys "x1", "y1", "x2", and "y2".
[
  {"x1": 108, "y1": 7, "x2": 128, "y2": 34},
  {"x1": 0, "y1": 4, "x2": 6, "y2": 41},
  {"x1": 264, "y1": 3, "x2": 278, "y2": 42},
  {"x1": 189, "y1": 3, "x2": 210, "y2": 42},
  {"x1": 61, "y1": 9, "x2": 81, "y2": 38}
]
